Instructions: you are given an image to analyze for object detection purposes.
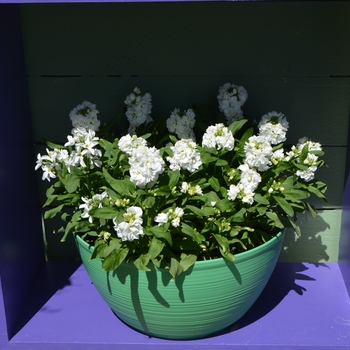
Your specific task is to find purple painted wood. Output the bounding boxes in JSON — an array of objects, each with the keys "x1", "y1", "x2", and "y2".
[
  {"x1": 0, "y1": 1, "x2": 349, "y2": 348},
  {"x1": 0, "y1": 3, "x2": 45, "y2": 341},
  {"x1": 0, "y1": 262, "x2": 348, "y2": 349}
]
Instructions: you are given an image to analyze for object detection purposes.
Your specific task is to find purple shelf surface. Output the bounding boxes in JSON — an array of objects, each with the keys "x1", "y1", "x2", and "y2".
[{"x1": 0, "y1": 261, "x2": 349, "y2": 349}]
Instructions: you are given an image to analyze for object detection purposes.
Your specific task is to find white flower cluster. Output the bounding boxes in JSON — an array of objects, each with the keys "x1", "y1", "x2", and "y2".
[
  {"x1": 181, "y1": 182, "x2": 203, "y2": 196},
  {"x1": 154, "y1": 207, "x2": 184, "y2": 228},
  {"x1": 35, "y1": 127, "x2": 102, "y2": 181},
  {"x1": 217, "y1": 83, "x2": 248, "y2": 125},
  {"x1": 166, "y1": 108, "x2": 196, "y2": 141},
  {"x1": 294, "y1": 138, "x2": 322, "y2": 182},
  {"x1": 202, "y1": 123, "x2": 235, "y2": 151},
  {"x1": 69, "y1": 101, "x2": 100, "y2": 132},
  {"x1": 80, "y1": 191, "x2": 109, "y2": 224},
  {"x1": 167, "y1": 139, "x2": 202, "y2": 172},
  {"x1": 258, "y1": 111, "x2": 289, "y2": 145},
  {"x1": 118, "y1": 135, "x2": 165, "y2": 188},
  {"x1": 228, "y1": 164, "x2": 261, "y2": 205},
  {"x1": 244, "y1": 135, "x2": 273, "y2": 172},
  {"x1": 124, "y1": 87, "x2": 153, "y2": 134},
  {"x1": 118, "y1": 134, "x2": 147, "y2": 155},
  {"x1": 113, "y1": 206, "x2": 144, "y2": 241}
]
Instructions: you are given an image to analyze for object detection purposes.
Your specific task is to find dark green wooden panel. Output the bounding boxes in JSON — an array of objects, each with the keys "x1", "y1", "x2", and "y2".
[
  {"x1": 22, "y1": 1, "x2": 350, "y2": 262},
  {"x1": 30, "y1": 76, "x2": 348, "y2": 208},
  {"x1": 21, "y1": 2, "x2": 350, "y2": 77},
  {"x1": 29, "y1": 76, "x2": 349, "y2": 145}
]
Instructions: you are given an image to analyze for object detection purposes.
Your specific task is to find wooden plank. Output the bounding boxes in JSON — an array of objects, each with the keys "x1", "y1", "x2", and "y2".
[
  {"x1": 20, "y1": 2, "x2": 350, "y2": 77},
  {"x1": 28, "y1": 76, "x2": 349, "y2": 146},
  {"x1": 279, "y1": 209, "x2": 342, "y2": 263}
]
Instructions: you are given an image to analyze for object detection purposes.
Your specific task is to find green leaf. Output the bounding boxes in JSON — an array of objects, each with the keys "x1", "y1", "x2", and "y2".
[
  {"x1": 254, "y1": 193, "x2": 270, "y2": 205},
  {"x1": 169, "y1": 135, "x2": 178, "y2": 144},
  {"x1": 213, "y1": 234, "x2": 235, "y2": 261},
  {"x1": 229, "y1": 208, "x2": 247, "y2": 222},
  {"x1": 213, "y1": 233, "x2": 230, "y2": 253},
  {"x1": 227, "y1": 119, "x2": 248, "y2": 136},
  {"x1": 147, "y1": 237, "x2": 165, "y2": 260},
  {"x1": 65, "y1": 174, "x2": 80, "y2": 193},
  {"x1": 61, "y1": 220, "x2": 79, "y2": 241},
  {"x1": 149, "y1": 226, "x2": 173, "y2": 246},
  {"x1": 306, "y1": 202, "x2": 317, "y2": 218},
  {"x1": 185, "y1": 205, "x2": 216, "y2": 217},
  {"x1": 299, "y1": 143, "x2": 309, "y2": 164},
  {"x1": 215, "y1": 159, "x2": 228, "y2": 166},
  {"x1": 273, "y1": 195, "x2": 294, "y2": 217},
  {"x1": 266, "y1": 211, "x2": 284, "y2": 229},
  {"x1": 134, "y1": 254, "x2": 151, "y2": 272},
  {"x1": 282, "y1": 189, "x2": 310, "y2": 200},
  {"x1": 102, "y1": 248, "x2": 129, "y2": 271},
  {"x1": 307, "y1": 184, "x2": 328, "y2": 201},
  {"x1": 215, "y1": 198, "x2": 234, "y2": 212},
  {"x1": 89, "y1": 207, "x2": 119, "y2": 219},
  {"x1": 169, "y1": 258, "x2": 183, "y2": 279},
  {"x1": 90, "y1": 241, "x2": 108, "y2": 259},
  {"x1": 199, "y1": 151, "x2": 218, "y2": 164},
  {"x1": 103, "y1": 168, "x2": 135, "y2": 196},
  {"x1": 140, "y1": 133, "x2": 152, "y2": 140},
  {"x1": 209, "y1": 176, "x2": 220, "y2": 192},
  {"x1": 179, "y1": 254, "x2": 197, "y2": 272},
  {"x1": 44, "y1": 139, "x2": 65, "y2": 149},
  {"x1": 168, "y1": 170, "x2": 180, "y2": 189},
  {"x1": 44, "y1": 204, "x2": 64, "y2": 219},
  {"x1": 143, "y1": 196, "x2": 156, "y2": 208},
  {"x1": 181, "y1": 223, "x2": 204, "y2": 243}
]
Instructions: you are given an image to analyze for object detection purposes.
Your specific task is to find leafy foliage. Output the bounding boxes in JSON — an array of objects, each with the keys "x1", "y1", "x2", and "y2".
[{"x1": 37, "y1": 87, "x2": 327, "y2": 278}]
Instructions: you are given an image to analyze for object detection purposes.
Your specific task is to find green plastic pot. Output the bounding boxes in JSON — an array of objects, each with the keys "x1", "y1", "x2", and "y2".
[{"x1": 75, "y1": 230, "x2": 284, "y2": 340}]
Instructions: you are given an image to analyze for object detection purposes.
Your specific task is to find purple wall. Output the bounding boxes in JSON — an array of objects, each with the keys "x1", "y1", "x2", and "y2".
[{"x1": 0, "y1": 4, "x2": 45, "y2": 339}]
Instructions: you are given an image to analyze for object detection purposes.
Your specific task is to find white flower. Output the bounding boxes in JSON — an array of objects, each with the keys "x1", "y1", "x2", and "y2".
[
  {"x1": 154, "y1": 212, "x2": 169, "y2": 226},
  {"x1": 167, "y1": 139, "x2": 202, "y2": 172},
  {"x1": 202, "y1": 123, "x2": 235, "y2": 151},
  {"x1": 296, "y1": 166, "x2": 318, "y2": 182},
  {"x1": 79, "y1": 192, "x2": 108, "y2": 224},
  {"x1": 170, "y1": 207, "x2": 184, "y2": 228},
  {"x1": 228, "y1": 183, "x2": 255, "y2": 205},
  {"x1": 125, "y1": 88, "x2": 153, "y2": 132},
  {"x1": 113, "y1": 206, "x2": 144, "y2": 241},
  {"x1": 258, "y1": 111, "x2": 289, "y2": 145},
  {"x1": 297, "y1": 137, "x2": 322, "y2": 152},
  {"x1": 118, "y1": 134, "x2": 147, "y2": 156},
  {"x1": 166, "y1": 108, "x2": 196, "y2": 140},
  {"x1": 244, "y1": 135, "x2": 273, "y2": 171},
  {"x1": 35, "y1": 152, "x2": 52, "y2": 171},
  {"x1": 180, "y1": 182, "x2": 202, "y2": 196},
  {"x1": 69, "y1": 101, "x2": 100, "y2": 132},
  {"x1": 271, "y1": 148, "x2": 289, "y2": 164},
  {"x1": 238, "y1": 163, "x2": 261, "y2": 191},
  {"x1": 128, "y1": 146, "x2": 165, "y2": 188},
  {"x1": 41, "y1": 164, "x2": 57, "y2": 181},
  {"x1": 217, "y1": 83, "x2": 247, "y2": 124}
]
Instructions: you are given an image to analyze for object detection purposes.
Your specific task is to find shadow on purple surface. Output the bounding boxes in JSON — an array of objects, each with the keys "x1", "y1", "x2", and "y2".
[
  {"x1": 10, "y1": 261, "x2": 81, "y2": 339},
  {"x1": 213, "y1": 262, "x2": 328, "y2": 337}
]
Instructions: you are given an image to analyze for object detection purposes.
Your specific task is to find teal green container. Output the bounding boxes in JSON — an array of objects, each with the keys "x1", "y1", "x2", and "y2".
[{"x1": 75, "y1": 230, "x2": 284, "y2": 340}]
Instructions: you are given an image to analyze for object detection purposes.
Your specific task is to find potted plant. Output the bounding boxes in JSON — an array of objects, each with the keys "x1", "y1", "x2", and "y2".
[{"x1": 35, "y1": 82, "x2": 327, "y2": 340}]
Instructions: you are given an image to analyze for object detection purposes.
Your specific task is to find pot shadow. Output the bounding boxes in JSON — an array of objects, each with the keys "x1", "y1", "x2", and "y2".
[
  {"x1": 212, "y1": 262, "x2": 329, "y2": 337},
  {"x1": 233, "y1": 262, "x2": 315, "y2": 327}
]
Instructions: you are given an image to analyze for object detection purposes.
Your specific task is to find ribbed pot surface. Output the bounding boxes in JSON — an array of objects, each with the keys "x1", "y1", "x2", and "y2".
[{"x1": 75, "y1": 230, "x2": 284, "y2": 340}]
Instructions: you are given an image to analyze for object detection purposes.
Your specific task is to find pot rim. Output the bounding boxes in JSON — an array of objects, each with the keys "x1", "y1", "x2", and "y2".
[{"x1": 75, "y1": 229, "x2": 285, "y2": 269}]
